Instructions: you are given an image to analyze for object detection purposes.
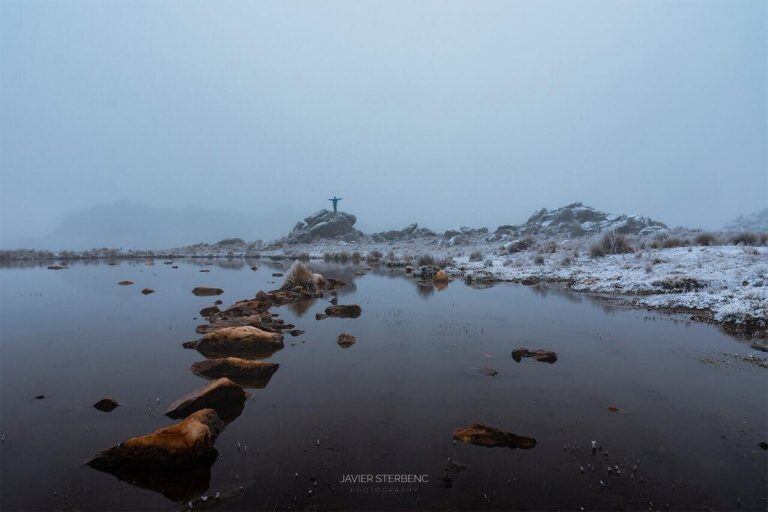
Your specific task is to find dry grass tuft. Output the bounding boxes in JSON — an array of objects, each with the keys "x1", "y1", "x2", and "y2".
[
  {"x1": 589, "y1": 231, "x2": 634, "y2": 258},
  {"x1": 281, "y1": 261, "x2": 315, "y2": 290}
]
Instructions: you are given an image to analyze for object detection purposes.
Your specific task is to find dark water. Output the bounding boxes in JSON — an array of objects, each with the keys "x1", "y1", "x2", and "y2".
[{"x1": 0, "y1": 260, "x2": 765, "y2": 511}]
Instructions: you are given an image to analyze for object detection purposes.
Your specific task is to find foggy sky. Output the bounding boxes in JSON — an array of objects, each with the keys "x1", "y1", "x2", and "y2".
[{"x1": 1, "y1": 0, "x2": 766, "y2": 246}]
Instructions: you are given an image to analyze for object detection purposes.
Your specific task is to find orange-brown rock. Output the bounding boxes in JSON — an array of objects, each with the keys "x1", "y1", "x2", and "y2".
[
  {"x1": 165, "y1": 378, "x2": 248, "y2": 422},
  {"x1": 190, "y1": 358, "x2": 279, "y2": 389},
  {"x1": 87, "y1": 409, "x2": 224, "y2": 469},
  {"x1": 325, "y1": 304, "x2": 362, "y2": 318},
  {"x1": 453, "y1": 423, "x2": 536, "y2": 449},
  {"x1": 185, "y1": 326, "x2": 284, "y2": 353},
  {"x1": 433, "y1": 269, "x2": 449, "y2": 284},
  {"x1": 118, "y1": 280, "x2": 134, "y2": 286}
]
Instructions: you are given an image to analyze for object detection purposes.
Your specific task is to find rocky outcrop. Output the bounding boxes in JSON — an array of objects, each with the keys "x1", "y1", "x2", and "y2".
[
  {"x1": 489, "y1": 202, "x2": 666, "y2": 241},
  {"x1": 724, "y1": 208, "x2": 768, "y2": 232},
  {"x1": 165, "y1": 378, "x2": 248, "y2": 422},
  {"x1": 453, "y1": 423, "x2": 536, "y2": 449},
  {"x1": 190, "y1": 358, "x2": 279, "y2": 389},
  {"x1": 280, "y1": 209, "x2": 364, "y2": 244},
  {"x1": 370, "y1": 223, "x2": 436, "y2": 242},
  {"x1": 511, "y1": 348, "x2": 558, "y2": 364}
]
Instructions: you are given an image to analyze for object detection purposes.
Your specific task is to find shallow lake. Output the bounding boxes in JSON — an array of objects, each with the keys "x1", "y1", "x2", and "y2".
[{"x1": 0, "y1": 259, "x2": 765, "y2": 511}]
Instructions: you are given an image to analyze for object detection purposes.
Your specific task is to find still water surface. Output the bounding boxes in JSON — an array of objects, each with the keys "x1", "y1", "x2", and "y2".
[{"x1": 0, "y1": 259, "x2": 765, "y2": 510}]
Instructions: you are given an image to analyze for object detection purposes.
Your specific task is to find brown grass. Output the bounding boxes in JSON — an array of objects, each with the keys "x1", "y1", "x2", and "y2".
[{"x1": 281, "y1": 262, "x2": 314, "y2": 290}]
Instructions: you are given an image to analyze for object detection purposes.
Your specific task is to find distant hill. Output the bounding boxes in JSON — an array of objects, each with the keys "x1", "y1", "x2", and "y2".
[
  {"x1": 724, "y1": 208, "x2": 768, "y2": 232},
  {"x1": 0, "y1": 202, "x2": 300, "y2": 250}
]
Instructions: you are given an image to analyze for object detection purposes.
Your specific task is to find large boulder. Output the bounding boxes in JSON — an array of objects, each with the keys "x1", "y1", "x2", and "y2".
[
  {"x1": 190, "y1": 358, "x2": 279, "y2": 389},
  {"x1": 283, "y1": 209, "x2": 363, "y2": 243},
  {"x1": 88, "y1": 409, "x2": 224, "y2": 469},
  {"x1": 183, "y1": 326, "x2": 284, "y2": 359},
  {"x1": 165, "y1": 378, "x2": 248, "y2": 422},
  {"x1": 87, "y1": 409, "x2": 224, "y2": 501}
]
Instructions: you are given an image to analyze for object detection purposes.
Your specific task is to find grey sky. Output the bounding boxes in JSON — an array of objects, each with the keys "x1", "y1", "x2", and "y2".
[{"x1": 1, "y1": 0, "x2": 766, "y2": 245}]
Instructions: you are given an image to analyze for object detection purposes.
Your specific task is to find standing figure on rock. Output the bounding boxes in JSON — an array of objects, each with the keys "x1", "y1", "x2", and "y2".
[{"x1": 328, "y1": 196, "x2": 342, "y2": 213}]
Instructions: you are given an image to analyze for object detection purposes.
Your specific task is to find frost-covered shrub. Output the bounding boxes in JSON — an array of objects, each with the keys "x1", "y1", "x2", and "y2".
[
  {"x1": 469, "y1": 251, "x2": 483, "y2": 262},
  {"x1": 351, "y1": 251, "x2": 361, "y2": 263},
  {"x1": 366, "y1": 250, "x2": 383, "y2": 264},
  {"x1": 534, "y1": 254, "x2": 545, "y2": 265},
  {"x1": 589, "y1": 231, "x2": 634, "y2": 258},
  {"x1": 731, "y1": 231, "x2": 765, "y2": 246},
  {"x1": 435, "y1": 255, "x2": 454, "y2": 269},
  {"x1": 560, "y1": 255, "x2": 572, "y2": 267},
  {"x1": 540, "y1": 240, "x2": 557, "y2": 253},
  {"x1": 418, "y1": 254, "x2": 435, "y2": 266},
  {"x1": 694, "y1": 232, "x2": 718, "y2": 246},
  {"x1": 281, "y1": 262, "x2": 314, "y2": 290},
  {"x1": 296, "y1": 252, "x2": 310, "y2": 261}
]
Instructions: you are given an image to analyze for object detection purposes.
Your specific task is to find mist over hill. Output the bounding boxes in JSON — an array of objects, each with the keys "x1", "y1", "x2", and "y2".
[{"x1": 0, "y1": 202, "x2": 301, "y2": 251}]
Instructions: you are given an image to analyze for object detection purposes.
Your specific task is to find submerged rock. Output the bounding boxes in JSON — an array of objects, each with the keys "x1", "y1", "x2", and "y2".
[
  {"x1": 140, "y1": 288, "x2": 155, "y2": 295},
  {"x1": 325, "y1": 304, "x2": 362, "y2": 318},
  {"x1": 93, "y1": 398, "x2": 120, "y2": 412},
  {"x1": 200, "y1": 305, "x2": 221, "y2": 317},
  {"x1": 184, "y1": 326, "x2": 284, "y2": 359},
  {"x1": 46, "y1": 265, "x2": 67, "y2": 270},
  {"x1": 192, "y1": 287, "x2": 224, "y2": 296},
  {"x1": 88, "y1": 408, "x2": 224, "y2": 469},
  {"x1": 511, "y1": 348, "x2": 558, "y2": 364},
  {"x1": 118, "y1": 280, "x2": 134, "y2": 286},
  {"x1": 337, "y1": 333, "x2": 356, "y2": 348},
  {"x1": 190, "y1": 358, "x2": 279, "y2": 389},
  {"x1": 165, "y1": 378, "x2": 248, "y2": 422},
  {"x1": 453, "y1": 423, "x2": 536, "y2": 449}
]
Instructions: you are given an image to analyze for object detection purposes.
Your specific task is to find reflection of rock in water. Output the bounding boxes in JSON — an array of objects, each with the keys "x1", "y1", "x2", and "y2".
[
  {"x1": 165, "y1": 378, "x2": 249, "y2": 423},
  {"x1": 87, "y1": 409, "x2": 224, "y2": 501},
  {"x1": 416, "y1": 281, "x2": 435, "y2": 298},
  {"x1": 90, "y1": 455, "x2": 216, "y2": 502},
  {"x1": 286, "y1": 298, "x2": 315, "y2": 317},
  {"x1": 190, "y1": 358, "x2": 279, "y2": 389},
  {"x1": 453, "y1": 423, "x2": 536, "y2": 449}
]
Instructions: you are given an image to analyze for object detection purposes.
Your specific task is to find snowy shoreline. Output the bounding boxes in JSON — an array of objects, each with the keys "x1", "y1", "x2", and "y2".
[{"x1": 2, "y1": 239, "x2": 766, "y2": 340}]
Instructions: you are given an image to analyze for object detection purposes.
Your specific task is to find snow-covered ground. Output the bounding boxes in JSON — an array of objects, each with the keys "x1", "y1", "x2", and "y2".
[{"x1": 255, "y1": 239, "x2": 767, "y2": 338}]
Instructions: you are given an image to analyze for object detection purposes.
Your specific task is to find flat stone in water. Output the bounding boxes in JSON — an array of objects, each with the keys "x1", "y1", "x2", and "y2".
[
  {"x1": 192, "y1": 287, "x2": 224, "y2": 296},
  {"x1": 93, "y1": 398, "x2": 120, "y2": 412},
  {"x1": 453, "y1": 423, "x2": 536, "y2": 449}
]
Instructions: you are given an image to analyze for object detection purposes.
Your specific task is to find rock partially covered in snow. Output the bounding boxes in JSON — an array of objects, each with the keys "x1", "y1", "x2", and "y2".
[
  {"x1": 370, "y1": 223, "x2": 436, "y2": 242},
  {"x1": 492, "y1": 202, "x2": 666, "y2": 238},
  {"x1": 724, "y1": 208, "x2": 768, "y2": 232},
  {"x1": 282, "y1": 209, "x2": 363, "y2": 244}
]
